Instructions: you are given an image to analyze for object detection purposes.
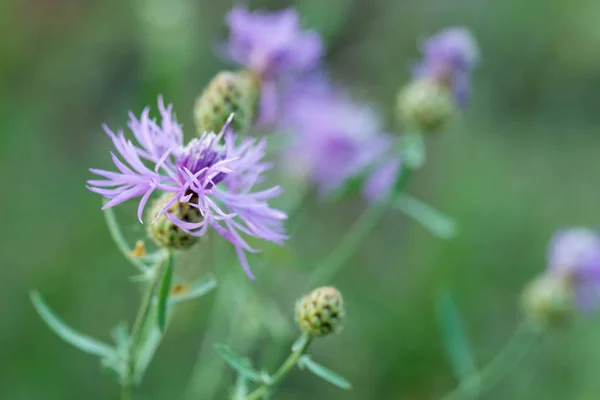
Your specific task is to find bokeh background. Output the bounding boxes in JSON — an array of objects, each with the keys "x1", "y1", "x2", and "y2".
[{"x1": 3, "y1": 0, "x2": 600, "y2": 399}]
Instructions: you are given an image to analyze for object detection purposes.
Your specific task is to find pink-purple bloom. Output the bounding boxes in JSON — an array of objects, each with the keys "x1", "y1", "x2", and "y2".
[
  {"x1": 280, "y1": 78, "x2": 395, "y2": 197},
  {"x1": 414, "y1": 27, "x2": 479, "y2": 106},
  {"x1": 87, "y1": 96, "x2": 287, "y2": 278},
  {"x1": 224, "y1": 6, "x2": 323, "y2": 124},
  {"x1": 547, "y1": 228, "x2": 600, "y2": 313}
]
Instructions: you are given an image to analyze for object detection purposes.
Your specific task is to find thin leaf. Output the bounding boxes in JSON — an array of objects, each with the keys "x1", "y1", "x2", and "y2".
[
  {"x1": 436, "y1": 291, "x2": 480, "y2": 394},
  {"x1": 157, "y1": 253, "x2": 174, "y2": 332},
  {"x1": 395, "y1": 194, "x2": 457, "y2": 239},
  {"x1": 214, "y1": 344, "x2": 262, "y2": 383},
  {"x1": 169, "y1": 274, "x2": 217, "y2": 305},
  {"x1": 298, "y1": 355, "x2": 351, "y2": 390},
  {"x1": 30, "y1": 291, "x2": 115, "y2": 359}
]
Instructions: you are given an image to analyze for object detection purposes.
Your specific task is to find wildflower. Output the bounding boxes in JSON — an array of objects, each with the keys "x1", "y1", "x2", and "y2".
[
  {"x1": 413, "y1": 27, "x2": 479, "y2": 105},
  {"x1": 223, "y1": 6, "x2": 323, "y2": 124},
  {"x1": 547, "y1": 228, "x2": 600, "y2": 312},
  {"x1": 296, "y1": 287, "x2": 344, "y2": 337},
  {"x1": 87, "y1": 96, "x2": 287, "y2": 278},
  {"x1": 522, "y1": 228, "x2": 600, "y2": 325},
  {"x1": 280, "y1": 78, "x2": 392, "y2": 196},
  {"x1": 396, "y1": 79, "x2": 456, "y2": 133}
]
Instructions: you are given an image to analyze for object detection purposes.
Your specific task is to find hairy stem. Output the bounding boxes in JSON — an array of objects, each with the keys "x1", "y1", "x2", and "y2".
[
  {"x1": 441, "y1": 320, "x2": 543, "y2": 400},
  {"x1": 121, "y1": 251, "x2": 171, "y2": 398},
  {"x1": 244, "y1": 335, "x2": 313, "y2": 400}
]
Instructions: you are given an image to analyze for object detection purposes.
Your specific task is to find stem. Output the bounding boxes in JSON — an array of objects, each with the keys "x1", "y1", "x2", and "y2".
[
  {"x1": 441, "y1": 320, "x2": 543, "y2": 400},
  {"x1": 307, "y1": 167, "x2": 413, "y2": 287},
  {"x1": 103, "y1": 202, "x2": 150, "y2": 274},
  {"x1": 244, "y1": 335, "x2": 313, "y2": 400},
  {"x1": 122, "y1": 251, "x2": 171, "y2": 396}
]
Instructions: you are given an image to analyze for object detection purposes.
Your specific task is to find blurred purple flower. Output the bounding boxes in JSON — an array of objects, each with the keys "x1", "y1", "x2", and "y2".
[
  {"x1": 547, "y1": 228, "x2": 600, "y2": 313},
  {"x1": 87, "y1": 96, "x2": 287, "y2": 278},
  {"x1": 280, "y1": 78, "x2": 393, "y2": 196},
  {"x1": 414, "y1": 27, "x2": 479, "y2": 106},
  {"x1": 224, "y1": 6, "x2": 323, "y2": 124},
  {"x1": 363, "y1": 156, "x2": 402, "y2": 202}
]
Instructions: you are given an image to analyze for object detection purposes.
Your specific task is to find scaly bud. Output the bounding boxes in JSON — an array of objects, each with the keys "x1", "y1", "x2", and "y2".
[
  {"x1": 147, "y1": 193, "x2": 203, "y2": 250},
  {"x1": 194, "y1": 70, "x2": 260, "y2": 135},
  {"x1": 521, "y1": 275, "x2": 574, "y2": 327},
  {"x1": 295, "y1": 286, "x2": 344, "y2": 337},
  {"x1": 397, "y1": 79, "x2": 456, "y2": 133}
]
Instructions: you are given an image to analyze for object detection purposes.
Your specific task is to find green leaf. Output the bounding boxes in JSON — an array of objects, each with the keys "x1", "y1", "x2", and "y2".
[
  {"x1": 436, "y1": 291, "x2": 479, "y2": 394},
  {"x1": 214, "y1": 344, "x2": 262, "y2": 383},
  {"x1": 134, "y1": 326, "x2": 163, "y2": 384},
  {"x1": 298, "y1": 355, "x2": 352, "y2": 390},
  {"x1": 157, "y1": 253, "x2": 174, "y2": 332},
  {"x1": 168, "y1": 274, "x2": 217, "y2": 305},
  {"x1": 30, "y1": 291, "x2": 115, "y2": 359},
  {"x1": 394, "y1": 194, "x2": 457, "y2": 239}
]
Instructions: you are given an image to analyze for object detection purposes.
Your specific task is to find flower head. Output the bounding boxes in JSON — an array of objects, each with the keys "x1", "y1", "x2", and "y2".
[
  {"x1": 546, "y1": 228, "x2": 600, "y2": 312},
  {"x1": 223, "y1": 6, "x2": 323, "y2": 125},
  {"x1": 280, "y1": 78, "x2": 392, "y2": 196},
  {"x1": 87, "y1": 96, "x2": 287, "y2": 278},
  {"x1": 296, "y1": 286, "x2": 344, "y2": 337},
  {"x1": 225, "y1": 6, "x2": 322, "y2": 79},
  {"x1": 414, "y1": 27, "x2": 479, "y2": 105}
]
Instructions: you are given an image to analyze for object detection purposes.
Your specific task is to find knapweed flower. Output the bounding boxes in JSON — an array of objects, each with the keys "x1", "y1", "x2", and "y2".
[
  {"x1": 522, "y1": 228, "x2": 600, "y2": 325},
  {"x1": 547, "y1": 228, "x2": 600, "y2": 312},
  {"x1": 223, "y1": 6, "x2": 323, "y2": 124},
  {"x1": 87, "y1": 96, "x2": 287, "y2": 278},
  {"x1": 280, "y1": 78, "x2": 393, "y2": 196},
  {"x1": 413, "y1": 27, "x2": 479, "y2": 105}
]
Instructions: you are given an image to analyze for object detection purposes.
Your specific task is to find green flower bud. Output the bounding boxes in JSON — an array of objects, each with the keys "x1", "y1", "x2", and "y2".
[
  {"x1": 194, "y1": 70, "x2": 260, "y2": 135},
  {"x1": 397, "y1": 79, "x2": 456, "y2": 133},
  {"x1": 147, "y1": 192, "x2": 202, "y2": 250},
  {"x1": 295, "y1": 286, "x2": 344, "y2": 337},
  {"x1": 521, "y1": 275, "x2": 575, "y2": 327}
]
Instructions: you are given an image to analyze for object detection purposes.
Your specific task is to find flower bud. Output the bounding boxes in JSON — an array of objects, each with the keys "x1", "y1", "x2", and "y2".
[
  {"x1": 295, "y1": 286, "x2": 344, "y2": 337},
  {"x1": 147, "y1": 193, "x2": 202, "y2": 250},
  {"x1": 397, "y1": 79, "x2": 456, "y2": 133},
  {"x1": 521, "y1": 275, "x2": 575, "y2": 327},
  {"x1": 194, "y1": 70, "x2": 260, "y2": 135}
]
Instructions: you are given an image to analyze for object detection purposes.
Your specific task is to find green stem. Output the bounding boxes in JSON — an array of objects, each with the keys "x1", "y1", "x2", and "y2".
[
  {"x1": 307, "y1": 167, "x2": 413, "y2": 287},
  {"x1": 103, "y1": 202, "x2": 150, "y2": 274},
  {"x1": 244, "y1": 335, "x2": 313, "y2": 400},
  {"x1": 441, "y1": 320, "x2": 543, "y2": 400},
  {"x1": 122, "y1": 251, "x2": 171, "y2": 396}
]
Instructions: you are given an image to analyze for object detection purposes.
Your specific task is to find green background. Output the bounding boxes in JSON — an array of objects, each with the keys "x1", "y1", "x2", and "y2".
[{"x1": 3, "y1": 0, "x2": 600, "y2": 398}]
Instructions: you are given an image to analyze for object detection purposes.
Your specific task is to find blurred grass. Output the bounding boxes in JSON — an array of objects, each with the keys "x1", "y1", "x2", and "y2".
[{"x1": 2, "y1": 0, "x2": 600, "y2": 399}]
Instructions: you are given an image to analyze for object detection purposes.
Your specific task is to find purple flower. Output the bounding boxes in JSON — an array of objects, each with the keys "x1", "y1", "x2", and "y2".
[
  {"x1": 547, "y1": 228, "x2": 600, "y2": 313},
  {"x1": 280, "y1": 78, "x2": 392, "y2": 196},
  {"x1": 87, "y1": 96, "x2": 287, "y2": 278},
  {"x1": 224, "y1": 6, "x2": 323, "y2": 124},
  {"x1": 414, "y1": 27, "x2": 479, "y2": 105},
  {"x1": 363, "y1": 156, "x2": 402, "y2": 203}
]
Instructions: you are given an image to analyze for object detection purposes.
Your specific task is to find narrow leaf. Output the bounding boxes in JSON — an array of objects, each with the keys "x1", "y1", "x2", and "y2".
[
  {"x1": 157, "y1": 253, "x2": 174, "y2": 332},
  {"x1": 214, "y1": 344, "x2": 262, "y2": 382},
  {"x1": 298, "y1": 355, "x2": 352, "y2": 390},
  {"x1": 395, "y1": 194, "x2": 457, "y2": 239},
  {"x1": 30, "y1": 291, "x2": 115, "y2": 359},
  {"x1": 436, "y1": 291, "x2": 479, "y2": 392},
  {"x1": 168, "y1": 274, "x2": 217, "y2": 305},
  {"x1": 134, "y1": 326, "x2": 163, "y2": 383}
]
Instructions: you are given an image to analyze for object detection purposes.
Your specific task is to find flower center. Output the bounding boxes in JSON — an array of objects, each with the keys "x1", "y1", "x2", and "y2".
[{"x1": 176, "y1": 133, "x2": 227, "y2": 186}]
